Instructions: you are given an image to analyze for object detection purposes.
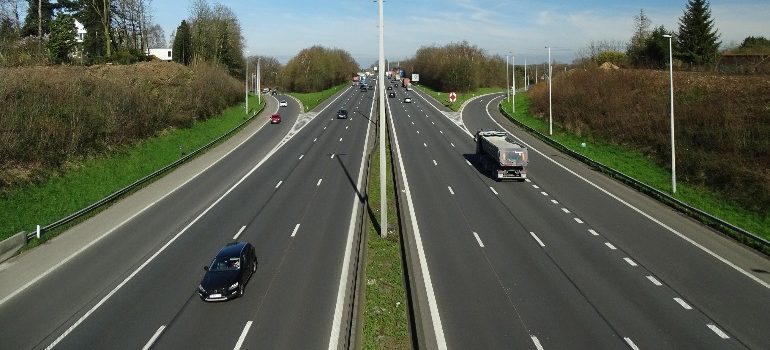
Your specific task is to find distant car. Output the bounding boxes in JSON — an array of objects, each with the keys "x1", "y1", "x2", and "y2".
[
  {"x1": 388, "y1": 92, "x2": 396, "y2": 98},
  {"x1": 368, "y1": 85, "x2": 374, "y2": 90},
  {"x1": 270, "y1": 114, "x2": 281, "y2": 124},
  {"x1": 271, "y1": 90, "x2": 278, "y2": 96},
  {"x1": 360, "y1": 86, "x2": 367, "y2": 92},
  {"x1": 404, "y1": 97, "x2": 412, "y2": 103},
  {"x1": 198, "y1": 241, "x2": 257, "y2": 301},
  {"x1": 386, "y1": 86, "x2": 392, "y2": 90},
  {"x1": 279, "y1": 100, "x2": 288, "y2": 107},
  {"x1": 261, "y1": 88, "x2": 270, "y2": 94},
  {"x1": 337, "y1": 109, "x2": 348, "y2": 119}
]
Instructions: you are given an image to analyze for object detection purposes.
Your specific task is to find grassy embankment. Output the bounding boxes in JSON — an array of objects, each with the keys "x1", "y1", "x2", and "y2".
[
  {"x1": 0, "y1": 94, "x2": 264, "y2": 245},
  {"x1": 362, "y1": 128, "x2": 410, "y2": 348},
  {"x1": 501, "y1": 93, "x2": 770, "y2": 241},
  {"x1": 289, "y1": 83, "x2": 347, "y2": 112},
  {"x1": 416, "y1": 85, "x2": 504, "y2": 111}
]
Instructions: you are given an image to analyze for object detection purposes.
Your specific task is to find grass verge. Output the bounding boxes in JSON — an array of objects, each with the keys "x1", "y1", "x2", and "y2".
[
  {"x1": 416, "y1": 85, "x2": 504, "y2": 111},
  {"x1": 362, "y1": 128, "x2": 410, "y2": 349},
  {"x1": 0, "y1": 94, "x2": 265, "y2": 244},
  {"x1": 500, "y1": 93, "x2": 770, "y2": 242},
  {"x1": 289, "y1": 84, "x2": 347, "y2": 112}
]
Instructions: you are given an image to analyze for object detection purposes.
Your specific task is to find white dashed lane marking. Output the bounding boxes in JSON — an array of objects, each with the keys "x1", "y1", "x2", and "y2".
[
  {"x1": 317, "y1": 178, "x2": 323, "y2": 186},
  {"x1": 588, "y1": 229, "x2": 599, "y2": 236},
  {"x1": 490, "y1": 187, "x2": 499, "y2": 195},
  {"x1": 530, "y1": 232, "x2": 546, "y2": 247},
  {"x1": 604, "y1": 242, "x2": 617, "y2": 250},
  {"x1": 433, "y1": 160, "x2": 438, "y2": 166},
  {"x1": 674, "y1": 297, "x2": 693, "y2": 310},
  {"x1": 707, "y1": 324, "x2": 730, "y2": 339},
  {"x1": 646, "y1": 275, "x2": 663, "y2": 286},
  {"x1": 624, "y1": 257, "x2": 638, "y2": 267},
  {"x1": 299, "y1": 154, "x2": 304, "y2": 160},
  {"x1": 472, "y1": 232, "x2": 485, "y2": 248},
  {"x1": 448, "y1": 186, "x2": 454, "y2": 195},
  {"x1": 624, "y1": 337, "x2": 640, "y2": 350},
  {"x1": 561, "y1": 208, "x2": 571, "y2": 213},
  {"x1": 574, "y1": 218, "x2": 584, "y2": 224},
  {"x1": 275, "y1": 181, "x2": 283, "y2": 189}
]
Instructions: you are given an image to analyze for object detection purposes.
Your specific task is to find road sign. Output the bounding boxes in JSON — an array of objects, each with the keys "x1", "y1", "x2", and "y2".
[
  {"x1": 449, "y1": 92, "x2": 457, "y2": 103},
  {"x1": 411, "y1": 73, "x2": 420, "y2": 82}
]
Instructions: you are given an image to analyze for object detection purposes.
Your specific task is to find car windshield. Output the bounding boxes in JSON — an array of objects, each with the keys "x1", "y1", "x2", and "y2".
[{"x1": 209, "y1": 257, "x2": 240, "y2": 271}]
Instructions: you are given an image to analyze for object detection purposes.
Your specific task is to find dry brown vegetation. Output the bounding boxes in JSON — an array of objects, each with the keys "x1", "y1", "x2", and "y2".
[
  {"x1": 0, "y1": 61, "x2": 242, "y2": 192},
  {"x1": 528, "y1": 68, "x2": 770, "y2": 213}
]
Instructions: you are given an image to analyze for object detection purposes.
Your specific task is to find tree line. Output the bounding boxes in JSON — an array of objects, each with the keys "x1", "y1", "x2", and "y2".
[
  {"x1": 400, "y1": 41, "x2": 508, "y2": 93},
  {"x1": 0, "y1": 0, "x2": 167, "y2": 66},
  {"x1": 278, "y1": 45, "x2": 358, "y2": 93},
  {"x1": 575, "y1": 0, "x2": 768, "y2": 71}
]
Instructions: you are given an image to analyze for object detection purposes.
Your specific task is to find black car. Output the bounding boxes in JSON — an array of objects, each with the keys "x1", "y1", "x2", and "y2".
[
  {"x1": 198, "y1": 241, "x2": 257, "y2": 301},
  {"x1": 337, "y1": 109, "x2": 348, "y2": 119},
  {"x1": 388, "y1": 92, "x2": 396, "y2": 98},
  {"x1": 360, "y1": 86, "x2": 367, "y2": 92}
]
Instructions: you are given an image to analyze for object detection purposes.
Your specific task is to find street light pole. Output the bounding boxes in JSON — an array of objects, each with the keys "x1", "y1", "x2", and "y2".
[
  {"x1": 257, "y1": 57, "x2": 261, "y2": 106},
  {"x1": 505, "y1": 55, "x2": 510, "y2": 105},
  {"x1": 245, "y1": 52, "x2": 249, "y2": 113},
  {"x1": 511, "y1": 54, "x2": 515, "y2": 113},
  {"x1": 378, "y1": 0, "x2": 387, "y2": 237},
  {"x1": 524, "y1": 59, "x2": 528, "y2": 91},
  {"x1": 663, "y1": 34, "x2": 676, "y2": 194},
  {"x1": 546, "y1": 46, "x2": 553, "y2": 135}
]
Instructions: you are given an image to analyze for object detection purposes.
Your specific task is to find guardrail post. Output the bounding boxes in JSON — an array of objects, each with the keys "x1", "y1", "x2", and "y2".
[{"x1": 36, "y1": 225, "x2": 41, "y2": 239}]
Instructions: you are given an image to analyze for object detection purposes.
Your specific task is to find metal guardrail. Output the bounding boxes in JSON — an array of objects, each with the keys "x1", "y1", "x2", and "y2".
[
  {"x1": 498, "y1": 105, "x2": 770, "y2": 256},
  {"x1": 23, "y1": 104, "x2": 265, "y2": 243}
]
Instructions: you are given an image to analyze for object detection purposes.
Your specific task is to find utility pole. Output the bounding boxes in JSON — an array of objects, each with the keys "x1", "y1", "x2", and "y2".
[
  {"x1": 378, "y1": 0, "x2": 387, "y2": 237},
  {"x1": 505, "y1": 55, "x2": 510, "y2": 105},
  {"x1": 511, "y1": 54, "x2": 515, "y2": 113},
  {"x1": 245, "y1": 53, "x2": 249, "y2": 113},
  {"x1": 257, "y1": 57, "x2": 261, "y2": 106}
]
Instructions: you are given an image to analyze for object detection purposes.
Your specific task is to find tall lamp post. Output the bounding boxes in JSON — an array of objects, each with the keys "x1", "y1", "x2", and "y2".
[
  {"x1": 546, "y1": 46, "x2": 553, "y2": 135},
  {"x1": 245, "y1": 51, "x2": 249, "y2": 113},
  {"x1": 505, "y1": 55, "x2": 510, "y2": 105},
  {"x1": 663, "y1": 34, "x2": 676, "y2": 194},
  {"x1": 377, "y1": 0, "x2": 387, "y2": 237},
  {"x1": 256, "y1": 57, "x2": 261, "y2": 106},
  {"x1": 511, "y1": 53, "x2": 515, "y2": 113}
]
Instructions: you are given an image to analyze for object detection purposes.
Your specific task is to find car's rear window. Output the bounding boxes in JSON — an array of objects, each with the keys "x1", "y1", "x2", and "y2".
[{"x1": 210, "y1": 257, "x2": 241, "y2": 271}]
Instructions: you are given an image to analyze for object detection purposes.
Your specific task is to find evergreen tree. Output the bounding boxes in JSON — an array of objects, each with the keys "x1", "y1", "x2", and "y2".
[
  {"x1": 628, "y1": 8, "x2": 651, "y2": 65},
  {"x1": 677, "y1": 0, "x2": 721, "y2": 67},
  {"x1": 172, "y1": 20, "x2": 191, "y2": 65},
  {"x1": 643, "y1": 26, "x2": 673, "y2": 68},
  {"x1": 47, "y1": 13, "x2": 75, "y2": 63},
  {"x1": 21, "y1": 0, "x2": 55, "y2": 37}
]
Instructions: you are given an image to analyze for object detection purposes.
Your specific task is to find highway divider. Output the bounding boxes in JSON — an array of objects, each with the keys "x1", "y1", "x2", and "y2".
[
  {"x1": 498, "y1": 104, "x2": 770, "y2": 256},
  {"x1": 0, "y1": 99, "x2": 267, "y2": 263}
]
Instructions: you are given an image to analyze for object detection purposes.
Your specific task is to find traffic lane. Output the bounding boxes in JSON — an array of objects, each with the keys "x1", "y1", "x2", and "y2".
[
  {"x1": 155, "y1": 90, "x2": 373, "y2": 349},
  {"x1": 395, "y1": 100, "x2": 627, "y2": 348},
  {"x1": 389, "y1": 104, "x2": 535, "y2": 348},
  {"x1": 47, "y1": 106, "x2": 331, "y2": 349},
  {"x1": 0, "y1": 97, "x2": 301, "y2": 350},
  {"x1": 468, "y1": 95, "x2": 770, "y2": 348}
]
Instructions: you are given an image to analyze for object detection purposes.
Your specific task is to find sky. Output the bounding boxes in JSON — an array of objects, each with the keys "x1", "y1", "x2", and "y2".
[{"x1": 153, "y1": 0, "x2": 770, "y2": 67}]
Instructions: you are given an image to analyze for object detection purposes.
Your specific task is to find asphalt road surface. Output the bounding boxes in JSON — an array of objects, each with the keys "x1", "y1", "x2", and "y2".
[
  {"x1": 0, "y1": 86, "x2": 376, "y2": 350},
  {"x1": 390, "y1": 86, "x2": 770, "y2": 349}
]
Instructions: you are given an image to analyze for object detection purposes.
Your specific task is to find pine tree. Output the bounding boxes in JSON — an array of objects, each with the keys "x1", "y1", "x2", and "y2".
[
  {"x1": 677, "y1": 0, "x2": 721, "y2": 67},
  {"x1": 21, "y1": 0, "x2": 55, "y2": 37},
  {"x1": 172, "y1": 20, "x2": 191, "y2": 65},
  {"x1": 47, "y1": 13, "x2": 75, "y2": 64}
]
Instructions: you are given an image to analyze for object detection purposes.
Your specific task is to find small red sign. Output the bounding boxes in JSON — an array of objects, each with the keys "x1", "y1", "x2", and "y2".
[{"x1": 449, "y1": 92, "x2": 457, "y2": 103}]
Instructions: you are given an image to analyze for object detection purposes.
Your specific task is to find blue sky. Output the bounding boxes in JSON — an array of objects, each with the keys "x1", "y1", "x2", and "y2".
[{"x1": 153, "y1": 0, "x2": 770, "y2": 66}]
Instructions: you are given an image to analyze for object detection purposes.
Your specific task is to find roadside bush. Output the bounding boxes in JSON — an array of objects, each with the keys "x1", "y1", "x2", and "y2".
[
  {"x1": 528, "y1": 68, "x2": 770, "y2": 213},
  {"x1": 0, "y1": 61, "x2": 242, "y2": 192}
]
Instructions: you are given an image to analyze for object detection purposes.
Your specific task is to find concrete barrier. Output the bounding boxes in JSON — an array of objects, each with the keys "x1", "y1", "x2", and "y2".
[{"x1": 0, "y1": 232, "x2": 26, "y2": 263}]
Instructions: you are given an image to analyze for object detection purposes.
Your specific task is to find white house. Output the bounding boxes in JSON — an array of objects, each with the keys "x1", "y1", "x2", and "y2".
[
  {"x1": 148, "y1": 48, "x2": 173, "y2": 62},
  {"x1": 74, "y1": 20, "x2": 86, "y2": 43}
]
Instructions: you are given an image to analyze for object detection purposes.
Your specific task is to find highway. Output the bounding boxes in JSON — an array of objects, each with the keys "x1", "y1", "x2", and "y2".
[
  {"x1": 0, "y1": 86, "x2": 375, "y2": 349},
  {"x1": 390, "y1": 85, "x2": 770, "y2": 349}
]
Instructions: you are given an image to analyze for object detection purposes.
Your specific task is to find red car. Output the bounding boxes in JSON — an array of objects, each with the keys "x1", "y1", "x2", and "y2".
[{"x1": 270, "y1": 114, "x2": 281, "y2": 124}]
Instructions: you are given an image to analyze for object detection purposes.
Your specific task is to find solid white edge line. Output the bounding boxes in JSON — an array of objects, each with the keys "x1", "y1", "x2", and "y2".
[
  {"x1": 40, "y1": 86, "x2": 354, "y2": 348},
  {"x1": 646, "y1": 275, "x2": 663, "y2": 286},
  {"x1": 674, "y1": 297, "x2": 693, "y2": 310},
  {"x1": 233, "y1": 225, "x2": 247, "y2": 240},
  {"x1": 531, "y1": 335, "x2": 545, "y2": 350},
  {"x1": 384, "y1": 91, "x2": 448, "y2": 350},
  {"x1": 707, "y1": 324, "x2": 730, "y2": 339},
  {"x1": 490, "y1": 187, "x2": 499, "y2": 195},
  {"x1": 480, "y1": 95, "x2": 770, "y2": 290},
  {"x1": 291, "y1": 224, "x2": 301, "y2": 237},
  {"x1": 624, "y1": 257, "x2": 639, "y2": 267},
  {"x1": 233, "y1": 321, "x2": 253, "y2": 350},
  {"x1": 327, "y1": 83, "x2": 375, "y2": 350},
  {"x1": 141, "y1": 325, "x2": 166, "y2": 350},
  {"x1": 530, "y1": 232, "x2": 546, "y2": 247},
  {"x1": 275, "y1": 180, "x2": 283, "y2": 189},
  {"x1": 45, "y1": 127, "x2": 297, "y2": 349},
  {"x1": 624, "y1": 337, "x2": 640, "y2": 350},
  {"x1": 473, "y1": 232, "x2": 485, "y2": 248},
  {"x1": 0, "y1": 101, "x2": 283, "y2": 309}
]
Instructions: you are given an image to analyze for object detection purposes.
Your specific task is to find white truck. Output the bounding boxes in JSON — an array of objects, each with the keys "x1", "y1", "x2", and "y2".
[{"x1": 475, "y1": 130, "x2": 529, "y2": 181}]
